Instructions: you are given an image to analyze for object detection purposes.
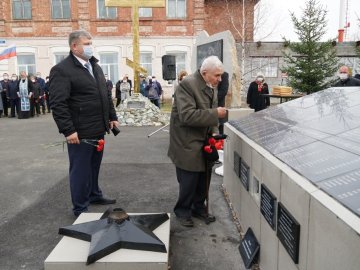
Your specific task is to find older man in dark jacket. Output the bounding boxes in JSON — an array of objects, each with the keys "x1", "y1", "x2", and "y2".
[
  {"x1": 168, "y1": 56, "x2": 227, "y2": 227},
  {"x1": 49, "y1": 30, "x2": 119, "y2": 217}
]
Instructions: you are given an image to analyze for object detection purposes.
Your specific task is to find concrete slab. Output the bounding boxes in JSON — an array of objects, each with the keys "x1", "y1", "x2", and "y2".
[{"x1": 45, "y1": 213, "x2": 170, "y2": 270}]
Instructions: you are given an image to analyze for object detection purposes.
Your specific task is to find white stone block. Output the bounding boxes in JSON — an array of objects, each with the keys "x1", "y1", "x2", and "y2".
[
  {"x1": 44, "y1": 213, "x2": 170, "y2": 270},
  {"x1": 307, "y1": 193, "x2": 360, "y2": 270},
  {"x1": 259, "y1": 218, "x2": 278, "y2": 270}
]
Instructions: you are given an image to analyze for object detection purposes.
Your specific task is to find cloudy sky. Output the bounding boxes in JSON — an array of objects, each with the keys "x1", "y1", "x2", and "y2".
[{"x1": 255, "y1": 0, "x2": 360, "y2": 41}]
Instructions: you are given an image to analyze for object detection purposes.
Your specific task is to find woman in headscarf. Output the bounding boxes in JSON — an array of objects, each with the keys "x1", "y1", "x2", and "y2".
[{"x1": 246, "y1": 72, "x2": 270, "y2": 112}]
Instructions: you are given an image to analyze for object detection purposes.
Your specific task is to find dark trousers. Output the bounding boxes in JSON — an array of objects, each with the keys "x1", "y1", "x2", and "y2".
[
  {"x1": 39, "y1": 98, "x2": 46, "y2": 114},
  {"x1": 9, "y1": 98, "x2": 19, "y2": 117},
  {"x1": 116, "y1": 98, "x2": 121, "y2": 107},
  {"x1": 174, "y1": 166, "x2": 211, "y2": 218},
  {"x1": 67, "y1": 139, "x2": 104, "y2": 215},
  {"x1": 1, "y1": 95, "x2": 8, "y2": 116},
  {"x1": 31, "y1": 99, "x2": 40, "y2": 116},
  {"x1": 150, "y1": 99, "x2": 160, "y2": 108}
]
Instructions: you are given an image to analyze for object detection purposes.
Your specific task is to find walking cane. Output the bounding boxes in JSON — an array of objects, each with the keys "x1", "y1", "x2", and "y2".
[{"x1": 204, "y1": 159, "x2": 211, "y2": 225}]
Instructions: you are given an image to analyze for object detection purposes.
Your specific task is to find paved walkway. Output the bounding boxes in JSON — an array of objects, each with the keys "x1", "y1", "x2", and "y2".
[{"x1": 0, "y1": 114, "x2": 245, "y2": 270}]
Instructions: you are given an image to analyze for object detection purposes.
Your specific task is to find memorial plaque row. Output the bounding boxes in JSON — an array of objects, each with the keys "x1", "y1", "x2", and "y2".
[
  {"x1": 233, "y1": 151, "x2": 250, "y2": 191},
  {"x1": 234, "y1": 152, "x2": 300, "y2": 264},
  {"x1": 260, "y1": 184, "x2": 300, "y2": 264}
]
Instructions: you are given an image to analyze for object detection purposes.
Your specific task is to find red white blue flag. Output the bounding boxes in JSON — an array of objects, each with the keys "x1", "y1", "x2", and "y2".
[{"x1": 0, "y1": 45, "x2": 16, "y2": 61}]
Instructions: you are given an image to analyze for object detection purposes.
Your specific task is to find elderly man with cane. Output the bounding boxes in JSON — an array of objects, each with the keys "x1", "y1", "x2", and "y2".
[{"x1": 168, "y1": 56, "x2": 227, "y2": 227}]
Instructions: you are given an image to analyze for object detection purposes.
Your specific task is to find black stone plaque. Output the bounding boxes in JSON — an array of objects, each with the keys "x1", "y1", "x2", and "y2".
[
  {"x1": 234, "y1": 151, "x2": 241, "y2": 178},
  {"x1": 127, "y1": 100, "x2": 146, "y2": 109},
  {"x1": 260, "y1": 184, "x2": 277, "y2": 230},
  {"x1": 240, "y1": 160, "x2": 250, "y2": 191},
  {"x1": 276, "y1": 202, "x2": 300, "y2": 264},
  {"x1": 239, "y1": 227, "x2": 260, "y2": 269}
]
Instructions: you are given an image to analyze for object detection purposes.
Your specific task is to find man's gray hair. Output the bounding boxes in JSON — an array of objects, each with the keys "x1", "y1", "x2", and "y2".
[
  {"x1": 200, "y1": 56, "x2": 224, "y2": 73},
  {"x1": 68, "y1": 30, "x2": 92, "y2": 46}
]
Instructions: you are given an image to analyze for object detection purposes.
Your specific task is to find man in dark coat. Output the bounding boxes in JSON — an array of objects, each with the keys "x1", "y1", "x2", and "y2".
[
  {"x1": 49, "y1": 30, "x2": 119, "y2": 217},
  {"x1": 1, "y1": 73, "x2": 10, "y2": 117},
  {"x1": 217, "y1": 71, "x2": 229, "y2": 134},
  {"x1": 7, "y1": 74, "x2": 19, "y2": 118},
  {"x1": 333, "y1": 66, "x2": 360, "y2": 87},
  {"x1": 168, "y1": 56, "x2": 227, "y2": 227},
  {"x1": 247, "y1": 73, "x2": 270, "y2": 112}
]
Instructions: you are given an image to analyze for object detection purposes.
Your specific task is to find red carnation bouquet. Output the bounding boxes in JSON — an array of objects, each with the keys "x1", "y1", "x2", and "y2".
[
  {"x1": 81, "y1": 139, "x2": 105, "y2": 152},
  {"x1": 203, "y1": 134, "x2": 227, "y2": 161}
]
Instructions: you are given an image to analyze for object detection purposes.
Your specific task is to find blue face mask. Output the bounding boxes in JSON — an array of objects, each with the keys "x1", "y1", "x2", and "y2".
[{"x1": 82, "y1": 45, "x2": 93, "y2": 60}]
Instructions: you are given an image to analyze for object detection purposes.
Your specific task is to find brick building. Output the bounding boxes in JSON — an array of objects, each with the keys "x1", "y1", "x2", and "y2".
[{"x1": 0, "y1": 0, "x2": 258, "y2": 96}]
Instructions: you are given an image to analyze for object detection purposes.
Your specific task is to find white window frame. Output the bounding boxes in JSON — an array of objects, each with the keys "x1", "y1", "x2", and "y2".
[
  {"x1": 51, "y1": 0, "x2": 71, "y2": 19},
  {"x1": 12, "y1": 0, "x2": 32, "y2": 20},
  {"x1": 97, "y1": 0, "x2": 117, "y2": 19},
  {"x1": 251, "y1": 57, "x2": 279, "y2": 78},
  {"x1": 17, "y1": 54, "x2": 36, "y2": 76},
  {"x1": 54, "y1": 53, "x2": 68, "y2": 65},
  {"x1": 140, "y1": 52, "x2": 153, "y2": 76},
  {"x1": 99, "y1": 52, "x2": 119, "y2": 83},
  {"x1": 166, "y1": 0, "x2": 186, "y2": 19},
  {"x1": 139, "y1": 7, "x2": 152, "y2": 17}
]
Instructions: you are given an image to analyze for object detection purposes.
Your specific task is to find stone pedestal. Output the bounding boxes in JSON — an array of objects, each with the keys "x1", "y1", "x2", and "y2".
[{"x1": 44, "y1": 213, "x2": 170, "y2": 270}]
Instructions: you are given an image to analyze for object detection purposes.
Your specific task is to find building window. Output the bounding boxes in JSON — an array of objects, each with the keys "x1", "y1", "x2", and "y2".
[
  {"x1": 167, "y1": 52, "x2": 186, "y2": 76},
  {"x1": 54, "y1": 53, "x2": 68, "y2": 64},
  {"x1": 99, "y1": 53, "x2": 119, "y2": 83},
  {"x1": 140, "y1": 52, "x2": 152, "y2": 76},
  {"x1": 51, "y1": 0, "x2": 71, "y2": 19},
  {"x1": 167, "y1": 0, "x2": 186, "y2": 18},
  {"x1": 17, "y1": 54, "x2": 36, "y2": 76},
  {"x1": 12, "y1": 0, "x2": 32, "y2": 20},
  {"x1": 97, "y1": 0, "x2": 117, "y2": 19},
  {"x1": 139, "y1": 8, "x2": 152, "y2": 17},
  {"x1": 251, "y1": 57, "x2": 279, "y2": 78}
]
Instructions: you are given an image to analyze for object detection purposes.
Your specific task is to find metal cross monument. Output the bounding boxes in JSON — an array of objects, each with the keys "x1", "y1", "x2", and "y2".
[{"x1": 105, "y1": 0, "x2": 165, "y2": 94}]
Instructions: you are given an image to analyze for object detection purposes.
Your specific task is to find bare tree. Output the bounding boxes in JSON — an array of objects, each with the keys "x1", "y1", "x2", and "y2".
[{"x1": 224, "y1": 0, "x2": 280, "y2": 95}]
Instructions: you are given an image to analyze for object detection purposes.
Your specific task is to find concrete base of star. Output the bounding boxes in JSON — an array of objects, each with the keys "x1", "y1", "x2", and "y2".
[{"x1": 44, "y1": 213, "x2": 170, "y2": 270}]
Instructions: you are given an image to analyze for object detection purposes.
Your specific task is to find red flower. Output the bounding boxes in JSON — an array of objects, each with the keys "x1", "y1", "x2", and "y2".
[
  {"x1": 208, "y1": 137, "x2": 216, "y2": 146},
  {"x1": 204, "y1": 145, "x2": 212, "y2": 153}
]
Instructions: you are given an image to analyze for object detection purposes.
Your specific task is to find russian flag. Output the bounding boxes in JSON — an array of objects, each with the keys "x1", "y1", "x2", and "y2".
[{"x1": 0, "y1": 45, "x2": 16, "y2": 61}]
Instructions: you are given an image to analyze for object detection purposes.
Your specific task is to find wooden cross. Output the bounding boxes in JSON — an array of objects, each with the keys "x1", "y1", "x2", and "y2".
[{"x1": 105, "y1": 0, "x2": 166, "y2": 94}]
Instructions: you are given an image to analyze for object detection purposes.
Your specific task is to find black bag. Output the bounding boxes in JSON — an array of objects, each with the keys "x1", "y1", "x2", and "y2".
[{"x1": 148, "y1": 86, "x2": 158, "y2": 100}]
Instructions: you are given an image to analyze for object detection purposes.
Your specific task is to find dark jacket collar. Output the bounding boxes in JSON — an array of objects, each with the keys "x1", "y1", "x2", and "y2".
[{"x1": 69, "y1": 51, "x2": 99, "y2": 67}]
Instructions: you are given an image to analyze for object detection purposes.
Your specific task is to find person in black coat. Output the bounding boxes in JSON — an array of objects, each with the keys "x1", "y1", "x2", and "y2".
[
  {"x1": 29, "y1": 75, "x2": 41, "y2": 117},
  {"x1": 7, "y1": 74, "x2": 19, "y2": 117},
  {"x1": 333, "y1": 66, "x2": 360, "y2": 87},
  {"x1": 247, "y1": 73, "x2": 270, "y2": 112},
  {"x1": 217, "y1": 71, "x2": 229, "y2": 134},
  {"x1": 49, "y1": 30, "x2": 119, "y2": 217}
]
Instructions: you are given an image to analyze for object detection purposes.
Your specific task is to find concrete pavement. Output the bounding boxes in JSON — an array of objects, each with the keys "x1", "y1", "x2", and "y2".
[{"x1": 0, "y1": 114, "x2": 245, "y2": 270}]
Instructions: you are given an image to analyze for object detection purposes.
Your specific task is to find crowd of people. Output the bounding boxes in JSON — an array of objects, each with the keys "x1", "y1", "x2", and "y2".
[
  {"x1": 0, "y1": 69, "x2": 166, "y2": 119},
  {"x1": 115, "y1": 73, "x2": 163, "y2": 108},
  {"x1": 0, "y1": 71, "x2": 50, "y2": 118},
  {"x1": 246, "y1": 66, "x2": 360, "y2": 112}
]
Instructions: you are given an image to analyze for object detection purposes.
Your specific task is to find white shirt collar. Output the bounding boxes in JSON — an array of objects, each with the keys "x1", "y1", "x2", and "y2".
[{"x1": 74, "y1": 54, "x2": 89, "y2": 66}]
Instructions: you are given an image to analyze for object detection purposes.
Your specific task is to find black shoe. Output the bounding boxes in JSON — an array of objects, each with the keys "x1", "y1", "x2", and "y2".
[
  {"x1": 90, "y1": 197, "x2": 116, "y2": 205},
  {"x1": 177, "y1": 217, "x2": 194, "y2": 227},
  {"x1": 74, "y1": 210, "x2": 88, "y2": 217},
  {"x1": 192, "y1": 212, "x2": 216, "y2": 223}
]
